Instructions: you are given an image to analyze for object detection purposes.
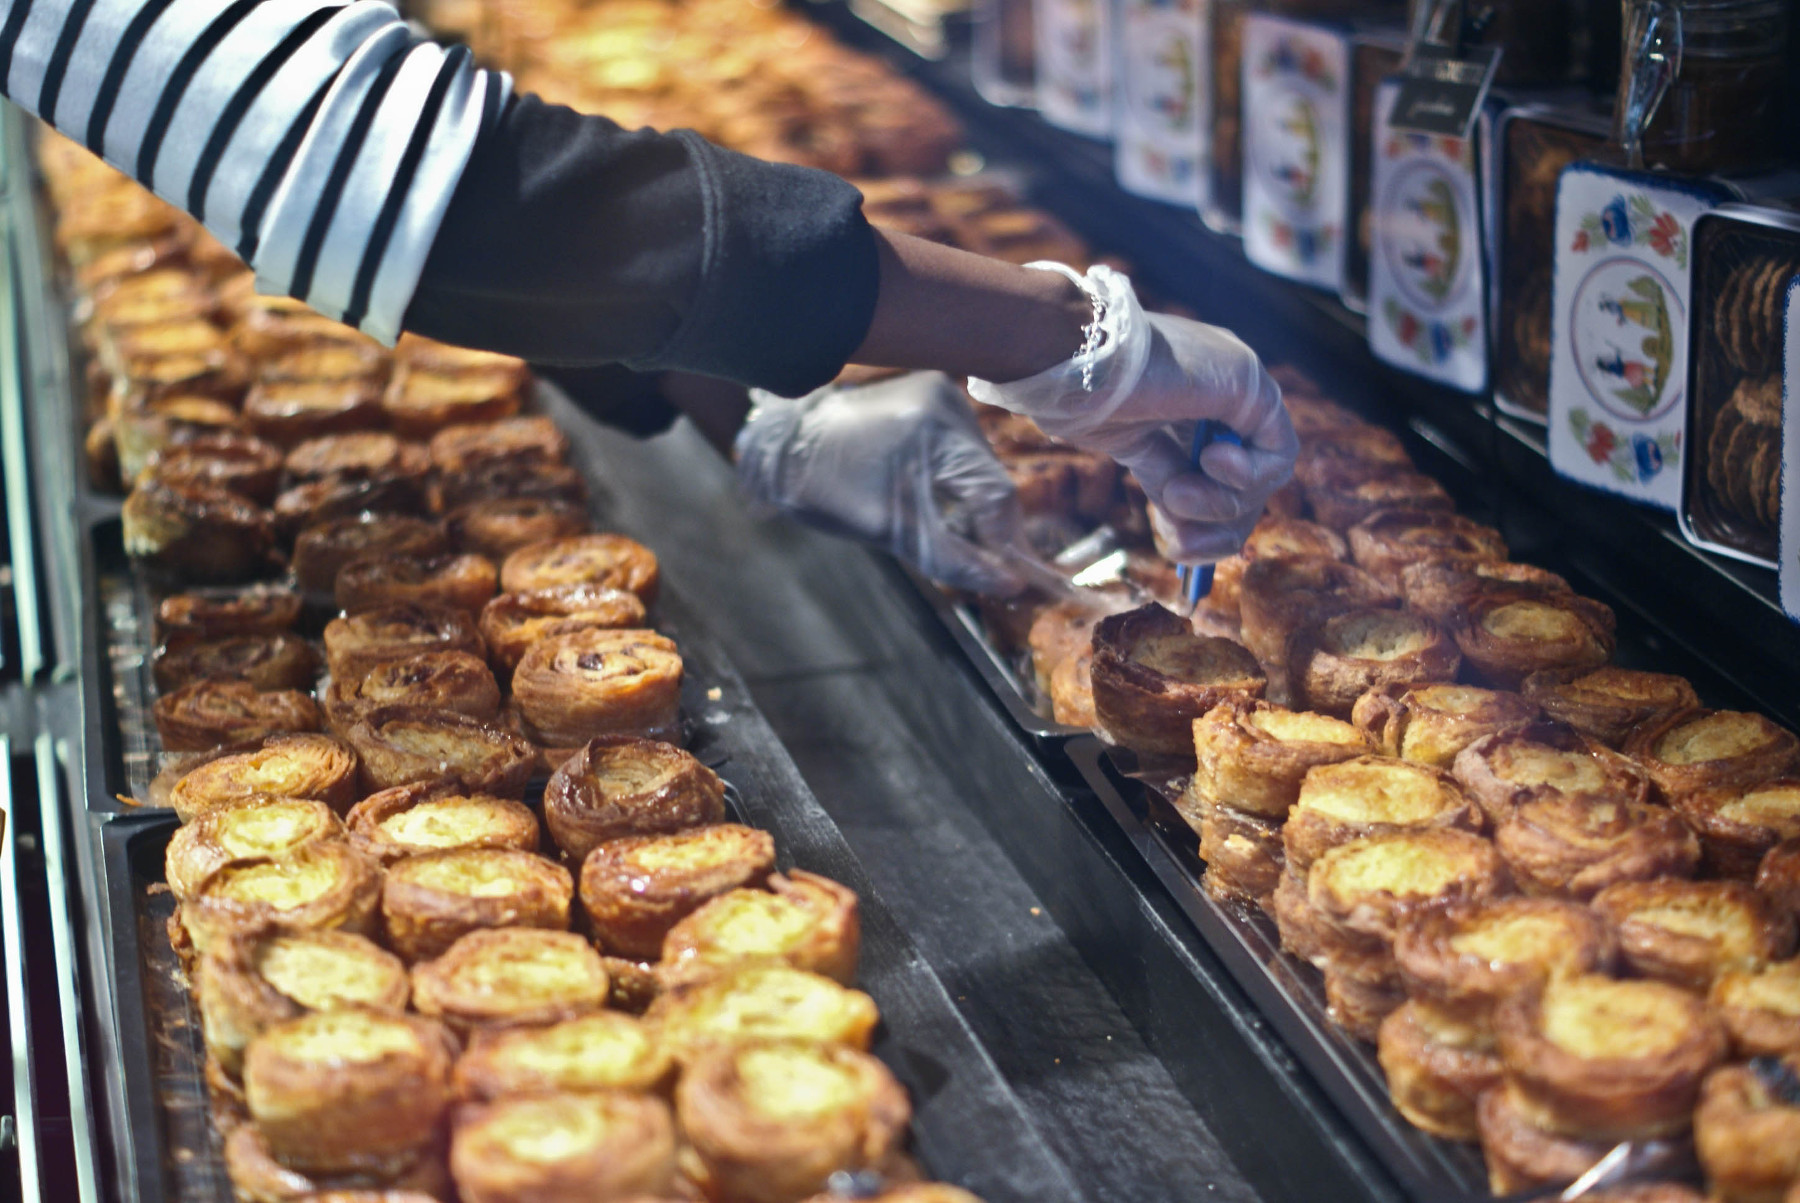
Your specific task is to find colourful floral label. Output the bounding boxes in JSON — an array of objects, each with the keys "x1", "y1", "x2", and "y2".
[
  {"x1": 1037, "y1": 0, "x2": 1114, "y2": 137},
  {"x1": 1368, "y1": 80, "x2": 1487, "y2": 392},
  {"x1": 1241, "y1": 14, "x2": 1348, "y2": 290},
  {"x1": 1547, "y1": 163, "x2": 1726, "y2": 512},
  {"x1": 1113, "y1": 0, "x2": 1207, "y2": 205}
]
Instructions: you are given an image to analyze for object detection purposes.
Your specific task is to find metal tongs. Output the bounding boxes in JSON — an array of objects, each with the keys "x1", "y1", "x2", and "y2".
[{"x1": 1175, "y1": 419, "x2": 1244, "y2": 615}]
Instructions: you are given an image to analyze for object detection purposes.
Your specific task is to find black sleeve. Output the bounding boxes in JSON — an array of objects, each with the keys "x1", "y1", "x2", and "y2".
[{"x1": 403, "y1": 92, "x2": 881, "y2": 399}]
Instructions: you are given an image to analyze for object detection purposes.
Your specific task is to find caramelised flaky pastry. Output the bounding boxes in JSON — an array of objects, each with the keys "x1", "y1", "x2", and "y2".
[
  {"x1": 122, "y1": 478, "x2": 275, "y2": 583},
  {"x1": 345, "y1": 782, "x2": 540, "y2": 865},
  {"x1": 544, "y1": 737, "x2": 726, "y2": 862},
  {"x1": 581, "y1": 824, "x2": 777, "y2": 959},
  {"x1": 1591, "y1": 879, "x2": 1796, "y2": 991},
  {"x1": 1625, "y1": 709, "x2": 1800, "y2": 800},
  {"x1": 242, "y1": 379, "x2": 385, "y2": 447},
  {"x1": 453, "y1": 1011, "x2": 673, "y2": 1100},
  {"x1": 156, "y1": 587, "x2": 302, "y2": 646},
  {"x1": 381, "y1": 359, "x2": 527, "y2": 439},
  {"x1": 1399, "y1": 559, "x2": 1573, "y2": 625},
  {"x1": 449, "y1": 1091, "x2": 677, "y2": 1203},
  {"x1": 272, "y1": 474, "x2": 429, "y2": 538},
  {"x1": 1187, "y1": 790, "x2": 1284, "y2": 907},
  {"x1": 1711, "y1": 958, "x2": 1800, "y2": 1057},
  {"x1": 154, "y1": 679, "x2": 321, "y2": 751},
  {"x1": 1393, "y1": 898, "x2": 1614, "y2": 1036},
  {"x1": 1694, "y1": 1056, "x2": 1800, "y2": 1203},
  {"x1": 152, "y1": 631, "x2": 318, "y2": 694},
  {"x1": 222, "y1": 1123, "x2": 451, "y2": 1203},
  {"x1": 677, "y1": 1040, "x2": 911, "y2": 1203},
  {"x1": 180, "y1": 841, "x2": 383, "y2": 958},
  {"x1": 478, "y1": 584, "x2": 650, "y2": 677},
  {"x1": 1377, "y1": 999, "x2": 1502, "y2": 1141},
  {"x1": 1049, "y1": 649, "x2": 1096, "y2": 727},
  {"x1": 1282, "y1": 756, "x2": 1482, "y2": 879},
  {"x1": 499, "y1": 533, "x2": 660, "y2": 603},
  {"x1": 1308, "y1": 830, "x2": 1509, "y2": 958},
  {"x1": 1272, "y1": 867, "x2": 1329, "y2": 967},
  {"x1": 1089, "y1": 604, "x2": 1265, "y2": 757},
  {"x1": 1494, "y1": 974, "x2": 1727, "y2": 1141},
  {"x1": 1675, "y1": 779, "x2": 1800, "y2": 879},
  {"x1": 1447, "y1": 594, "x2": 1617, "y2": 689},
  {"x1": 1476, "y1": 1084, "x2": 1620, "y2": 1195},
  {"x1": 1236, "y1": 555, "x2": 1395, "y2": 675},
  {"x1": 1305, "y1": 469, "x2": 1454, "y2": 533},
  {"x1": 283, "y1": 431, "x2": 427, "y2": 483},
  {"x1": 198, "y1": 928, "x2": 408, "y2": 1077},
  {"x1": 346, "y1": 706, "x2": 537, "y2": 797},
  {"x1": 438, "y1": 458, "x2": 588, "y2": 512},
  {"x1": 1025, "y1": 598, "x2": 1123, "y2": 696},
  {"x1": 1345, "y1": 508, "x2": 1507, "y2": 590},
  {"x1": 1294, "y1": 425, "x2": 1413, "y2": 487},
  {"x1": 661, "y1": 871, "x2": 861, "y2": 988},
  {"x1": 1452, "y1": 727, "x2": 1652, "y2": 826},
  {"x1": 335, "y1": 553, "x2": 499, "y2": 616},
  {"x1": 1200, "y1": 516, "x2": 1347, "y2": 622},
  {"x1": 647, "y1": 965, "x2": 879, "y2": 1070},
  {"x1": 141, "y1": 432, "x2": 284, "y2": 504},
  {"x1": 429, "y1": 416, "x2": 568, "y2": 475},
  {"x1": 1763, "y1": 839, "x2": 1800, "y2": 921},
  {"x1": 1190, "y1": 699, "x2": 1372, "y2": 820},
  {"x1": 512, "y1": 628, "x2": 684, "y2": 748},
  {"x1": 323, "y1": 603, "x2": 486, "y2": 685},
  {"x1": 324, "y1": 650, "x2": 502, "y2": 733},
  {"x1": 1289, "y1": 608, "x2": 1459, "y2": 719},
  {"x1": 1520, "y1": 666, "x2": 1700, "y2": 748},
  {"x1": 446, "y1": 497, "x2": 589, "y2": 561},
  {"x1": 165, "y1": 795, "x2": 344, "y2": 902},
  {"x1": 381, "y1": 848, "x2": 573, "y2": 963},
  {"x1": 166, "y1": 732, "x2": 360, "y2": 820},
  {"x1": 242, "y1": 1008, "x2": 456, "y2": 1173},
  {"x1": 1352, "y1": 682, "x2": 1540, "y2": 768},
  {"x1": 291, "y1": 514, "x2": 448, "y2": 596},
  {"x1": 410, "y1": 928, "x2": 608, "y2": 1033},
  {"x1": 1493, "y1": 790, "x2": 1699, "y2": 900}
]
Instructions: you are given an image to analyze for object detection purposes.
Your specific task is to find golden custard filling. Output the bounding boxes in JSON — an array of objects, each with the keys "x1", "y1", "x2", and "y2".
[
  {"x1": 1249, "y1": 707, "x2": 1362, "y2": 746},
  {"x1": 1451, "y1": 913, "x2": 1584, "y2": 971},
  {"x1": 402, "y1": 852, "x2": 530, "y2": 899},
  {"x1": 1299, "y1": 762, "x2": 1453, "y2": 823},
  {"x1": 488, "y1": 1098, "x2": 608, "y2": 1162},
  {"x1": 628, "y1": 834, "x2": 737, "y2": 874},
  {"x1": 1480, "y1": 601, "x2": 1586, "y2": 642},
  {"x1": 452, "y1": 947, "x2": 597, "y2": 999},
  {"x1": 379, "y1": 798, "x2": 513, "y2": 848},
  {"x1": 1540, "y1": 978, "x2": 1689, "y2": 1059},
  {"x1": 1492, "y1": 745, "x2": 1609, "y2": 792},
  {"x1": 258, "y1": 938, "x2": 394, "y2": 1008},
  {"x1": 1718, "y1": 785, "x2": 1800, "y2": 829},
  {"x1": 736, "y1": 1047, "x2": 860, "y2": 1120},
  {"x1": 694, "y1": 893, "x2": 814, "y2": 956},
  {"x1": 217, "y1": 804, "x2": 331, "y2": 857},
  {"x1": 212, "y1": 859, "x2": 339, "y2": 910},
  {"x1": 383, "y1": 723, "x2": 503, "y2": 763},
  {"x1": 502, "y1": 1016, "x2": 654, "y2": 1079},
  {"x1": 275, "y1": 1011, "x2": 420, "y2": 1062},
  {"x1": 677, "y1": 968, "x2": 871, "y2": 1043},
  {"x1": 1324, "y1": 612, "x2": 1433, "y2": 660},
  {"x1": 1410, "y1": 685, "x2": 1494, "y2": 714},
  {"x1": 1628, "y1": 902, "x2": 1759, "y2": 955},
  {"x1": 1717, "y1": 966, "x2": 1800, "y2": 1016},
  {"x1": 402, "y1": 370, "x2": 516, "y2": 405},
  {"x1": 1656, "y1": 713, "x2": 1772, "y2": 764},
  {"x1": 596, "y1": 758, "x2": 682, "y2": 794},
  {"x1": 1323, "y1": 840, "x2": 1474, "y2": 898}
]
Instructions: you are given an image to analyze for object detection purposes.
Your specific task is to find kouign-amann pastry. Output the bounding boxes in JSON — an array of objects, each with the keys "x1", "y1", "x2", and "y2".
[
  {"x1": 152, "y1": 631, "x2": 318, "y2": 694},
  {"x1": 1590, "y1": 879, "x2": 1796, "y2": 992},
  {"x1": 1089, "y1": 604, "x2": 1266, "y2": 756},
  {"x1": 1476, "y1": 1083, "x2": 1619, "y2": 1195},
  {"x1": 1674, "y1": 778, "x2": 1800, "y2": 879},
  {"x1": 410, "y1": 929, "x2": 608, "y2": 1033},
  {"x1": 1762, "y1": 839, "x2": 1800, "y2": 921},
  {"x1": 1626, "y1": 709, "x2": 1800, "y2": 801},
  {"x1": 1520, "y1": 666, "x2": 1699, "y2": 748},
  {"x1": 1447, "y1": 593, "x2": 1616, "y2": 689},
  {"x1": 272, "y1": 474, "x2": 428, "y2": 538},
  {"x1": 1306, "y1": 469, "x2": 1454, "y2": 533},
  {"x1": 1237, "y1": 555, "x2": 1395, "y2": 675},
  {"x1": 1186, "y1": 790, "x2": 1284, "y2": 907},
  {"x1": 165, "y1": 795, "x2": 344, "y2": 902},
  {"x1": 323, "y1": 603, "x2": 486, "y2": 685},
  {"x1": 345, "y1": 782, "x2": 540, "y2": 865},
  {"x1": 155, "y1": 587, "x2": 302, "y2": 646},
  {"x1": 1282, "y1": 756, "x2": 1482, "y2": 878},
  {"x1": 167, "y1": 732, "x2": 360, "y2": 820},
  {"x1": 382, "y1": 358, "x2": 527, "y2": 439},
  {"x1": 1377, "y1": 999, "x2": 1502, "y2": 1140},
  {"x1": 180, "y1": 842, "x2": 383, "y2": 958},
  {"x1": 1289, "y1": 608, "x2": 1459, "y2": 719},
  {"x1": 428, "y1": 415, "x2": 568, "y2": 474},
  {"x1": 1352, "y1": 682, "x2": 1540, "y2": 768},
  {"x1": 1400, "y1": 559, "x2": 1572, "y2": 625},
  {"x1": 1201, "y1": 516, "x2": 1347, "y2": 621},
  {"x1": 661, "y1": 871, "x2": 861, "y2": 987},
  {"x1": 334, "y1": 553, "x2": 498, "y2": 615},
  {"x1": 380, "y1": 847, "x2": 573, "y2": 963},
  {"x1": 1307, "y1": 830, "x2": 1510, "y2": 956},
  {"x1": 283, "y1": 431, "x2": 425, "y2": 482},
  {"x1": 647, "y1": 964, "x2": 880, "y2": 1066},
  {"x1": 1451, "y1": 727, "x2": 1652, "y2": 827},
  {"x1": 580, "y1": 823, "x2": 777, "y2": 960},
  {"x1": 445, "y1": 497, "x2": 589, "y2": 561},
  {"x1": 449, "y1": 1091, "x2": 677, "y2": 1203},
  {"x1": 1190, "y1": 698, "x2": 1372, "y2": 819},
  {"x1": 242, "y1": 379, "x2": 386, "y2": 447},
  {"x1": 1494, "y1": 791, "x2": 1700, "y2": 900},
  {"x1": 154, "y1": 679, "x2": 321, "y2": 751},
  {"x1": 292, "y1": 514, "x2": 448, "y2": 596},
  {"x1": 512, "y1": 628, "x2": 684, "y2": 748},
  {"x1": 1710, "y1": 958, "x2": 1800, "y2": 1057},
  {"x1": 1346, "y1": 508, "x2": 1507, "y2": 589},
  {"x1": 478, "y1": 584, "x2": 649, "y2": 676},
  {"x1": 324, "y1": 650, "x2": 501, "y2": 734},
  {"x1": 122, "y1": 478, "x2": 274, "y2": 583},
  {"x1": 452, "y1": 1010, "x2": 673, "y2": 1100},
  {"x1": 346, "y1": 706, "x2": 537, "y2": 798},
  {"x1": 544, "y1": 737, "x2": 726, "y2": 862},
  {"x1": 141, "y1": 431, "x2": 284, "y2": 505},
  {"x1": 1693, "y1": 1056, "x2": 1800, "y2": 1203},
  {"x1": 499, "y1": 533, "x2": 660, "y2": 603}
]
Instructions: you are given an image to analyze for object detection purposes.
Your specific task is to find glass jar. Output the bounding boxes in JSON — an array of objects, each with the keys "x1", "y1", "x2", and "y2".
[
  {"x1": 974, "y1": 0, "x2": 1039, "y2": 107},
  {"x1": 1617, "y1": 0, "x2": 1789, "y2": 175}
]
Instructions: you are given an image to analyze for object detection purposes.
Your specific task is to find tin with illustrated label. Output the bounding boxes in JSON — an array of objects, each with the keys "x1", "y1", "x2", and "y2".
[
  {"x1": 1546, "y1": 163, "x2": 1730, "y2": 511},
  {"x1": 1112, "y1": 0, "x2": 1206, "y2": 206},
  {"x1": 1240, "y1": 13, "x2": 1350, "y2": 290},
  {"x1": 1036, "y1": 0, "x2": 1114, "y2": 137}
]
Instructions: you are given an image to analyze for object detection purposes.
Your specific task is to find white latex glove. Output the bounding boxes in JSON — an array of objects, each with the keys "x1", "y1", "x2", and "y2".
[
  {"x1": 967, "y1": 262, "x2": 1298, "y2": 564},
  {"x1": 735, "y1": 371, "x2": 1025, "y2": 595}
]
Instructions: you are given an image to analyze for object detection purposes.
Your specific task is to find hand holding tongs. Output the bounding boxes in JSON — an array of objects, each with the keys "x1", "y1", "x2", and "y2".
[{"x1": 1175, "y1": 419, "x2": 1244, "y2": 615}]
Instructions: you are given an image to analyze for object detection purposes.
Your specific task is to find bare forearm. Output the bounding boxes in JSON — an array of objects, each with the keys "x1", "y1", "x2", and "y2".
[{"x1": 850, "y1": 230, "x2": 1089, "y2": 383}]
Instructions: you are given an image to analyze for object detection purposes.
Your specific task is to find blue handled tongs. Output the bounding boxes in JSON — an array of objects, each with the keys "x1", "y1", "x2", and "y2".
[{"x1": 1175, "y1": 420, "x2": 1243, "y2": 615}]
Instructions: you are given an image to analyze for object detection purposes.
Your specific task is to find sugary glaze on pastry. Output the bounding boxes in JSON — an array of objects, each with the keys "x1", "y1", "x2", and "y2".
[
  {"x1": 348, "y1": 706, "x2": 537, "y2": 797},
  {"x1": 449, "y1": 1092, "x2": 677, "y2": 1201},
  {"x1": 323, "y1": 602, "x2": 486, "y2": 685},
  {"x1": 1521, "y1": 666, "x2": 1700, "y2": 747},
  {"x1": 152, "y1": 631, "x2": 319, "y2": 694},
  {"x1": 499, "y1": 533, "x2": 660, "y2": 603},
  {"x1": 1489, "y1": 743, "x2": 1608, "y2": 793},
  {"x1": 410, "y1": 928, "x2": 608, "y2": 1030},
  {"x1": 1450, "y1": 911, "x2": 1590, "y2": 971},
  {"x1": 1494, "y1": 791, "x2": 1701, "y2": 900},
  {"x1": 1628, "y1": 710, "x2": 1800, "y2": 800},
  {"x1": 1353, "y1": 683, "x2": 1542, "y2": 768},
  {"x1": 184, "y1": 841, "x2": 381, "y2": 956},
  {"x1": 581, "y1": 824, "x2": 777, "y2": 959},
  {"x1": 1480, "y1": 602, "x2": 1586, "y2": 642},
  {"x1": 165, "y1": 796, "x2": 342, "y2": 900},
  {"x1": 1538, "y1": 977, "x2": 1692, "y2": 1061},
  {"x1": 1660, "y1": 712, "x2": 1784, "y2": 764},
  {"x1": 1710, "y1": 958, "x2": 1800, "y2": 1056},
  {"x1": 327, "y1": 650, "x2": 501, "y2": 732},
  {"x1": 646, "y1": 964, "x2": 880, "y2": 1063},
  {"x1": 254, "y1": 933, "x2": 409, "y2": 1012},
  {"x1": 335, "y1": 553, "x2": 499, "y2": 615},
  {"x1": 1693, "y1": 1057, "x2": 1800, "y2": 1203},
  {"x1": 155, "y1": 679, "x2": 321, "y2": 751},
  {"x1": 1322, "y1": 610, "x2": 1439, "y2": 659},
  {"x1": 1314, "y1": 831, "x2": 1492, "y2": 901},
  {"x1": 479, "y1": 584, "x2": 649, "y2": 673},
  {"x1": 383, "y1": 848, "x2": 574, "y2": 962},
  {"x1": 513, "y1": 628, "x2": 684, "y2": 747},
  {"x1": 1191, "y1": 699, "x2": 1372, "y2": 821},
  {"x1": 1716, "y1": 781, "x2": 1800, "y2": 828},
  {"x1": 156, "y1": 587, "x2": 301, "y2": 644},
  {"x1": 1376, "y1": 999, "x2": 1502, "y2": 1140},
  {"x1": 1297, "y1": 758, "x2": 1467, "y2": 825},
  {"x1": 1592, "y1": 879, "x2": 1796, "y2": 990},
  {"x1": 169, "y1": 733, "x2": 361, "y2": 820},
  {"x1": 1091, "y1": 604, "x2": 1267, "y2": 756},
  {"x1": 661, "y1": 871, "x2": 860, "y2": 986},
  {"x1": 348, "y1": 786, "x2": 540, "y2": 863},
  {"x1": 446, "y1": 497, "x2": 590, "y2": 561},
  {"x1": 454, "y1": 1011, "x2": 672, "y2": 1099}
]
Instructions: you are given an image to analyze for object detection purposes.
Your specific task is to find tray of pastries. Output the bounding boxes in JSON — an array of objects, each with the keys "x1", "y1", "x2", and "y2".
[
  {"x1": 1680, "y1": 205, "x2": 1800, "y2": 569},
  {"x1": 19, "y1": 125, "x2": 1081, "y2": 1203}
]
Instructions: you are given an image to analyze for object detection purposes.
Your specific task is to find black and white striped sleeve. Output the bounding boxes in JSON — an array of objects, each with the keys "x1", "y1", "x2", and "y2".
[{"x1": 0, "y1": 0, "x2": 507, "y2": 344}]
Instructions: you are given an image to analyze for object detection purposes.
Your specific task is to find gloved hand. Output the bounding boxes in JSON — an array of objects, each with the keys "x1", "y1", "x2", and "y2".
[
  {"x1": 967, "y1": 263, "x2": 1298, "y2": 564},
  {"x1": 735, "y1": 371, "x2": 1025, "y2": 595}
]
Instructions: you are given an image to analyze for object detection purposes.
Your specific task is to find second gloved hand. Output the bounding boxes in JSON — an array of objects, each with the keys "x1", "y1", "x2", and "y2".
[
  {"x1": 734, "y1": 371, "x2": 1024, "y2": 595},
  {"x1": 967, "y1": 263, "x2": 1299, "y2": 564}
]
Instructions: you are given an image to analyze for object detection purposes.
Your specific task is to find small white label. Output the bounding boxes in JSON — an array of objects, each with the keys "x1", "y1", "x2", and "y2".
[
  {"x1": 1112, "y1": 0, "x2": 1207, "y2": 206},
  {"x1": 1367, "y1": 79, "x2": 1487, "y2": 393},
  {"x1": 1240, "y1": 14, "x2": 1350, "y2": 290},
  {"x1": 1547, "y1": 163, "x2": 1725, "y2": 511},
  {"x1": 1037, "y1": 0, "x2": 1114, "y2": 138}
]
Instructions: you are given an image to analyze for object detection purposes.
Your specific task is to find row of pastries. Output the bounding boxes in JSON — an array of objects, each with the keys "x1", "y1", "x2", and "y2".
[
  {"x1": 37, "y1": 140, "x2": 986, "y2": 1203},
  {"x1": 972, "y1": 370, "x2": 1800, "y2": 1200}
]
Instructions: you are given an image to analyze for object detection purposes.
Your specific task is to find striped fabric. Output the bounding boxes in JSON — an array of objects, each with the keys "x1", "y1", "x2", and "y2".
[{"x1": 0, "y1": 0, "x2": 509, "y2": 343}]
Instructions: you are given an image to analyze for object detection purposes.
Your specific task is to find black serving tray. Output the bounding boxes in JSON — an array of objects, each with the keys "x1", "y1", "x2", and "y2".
[{"x1": 2, "y1": 112, "x2": 1084, "y2": 1203}]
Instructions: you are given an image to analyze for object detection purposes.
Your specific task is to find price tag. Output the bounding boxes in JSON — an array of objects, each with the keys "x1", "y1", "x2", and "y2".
[{"x1": 1389, "y1": 44, "x2": 1499, "y2": 139}]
